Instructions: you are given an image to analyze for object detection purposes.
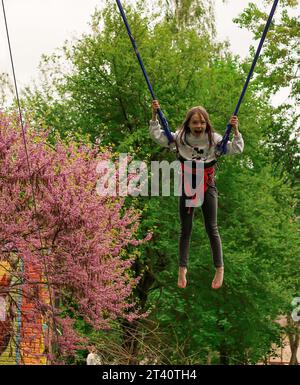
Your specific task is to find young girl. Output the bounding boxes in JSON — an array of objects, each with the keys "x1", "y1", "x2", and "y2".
[{"x1": 149, "y1": 100, "x2": 244, "y2": 290}]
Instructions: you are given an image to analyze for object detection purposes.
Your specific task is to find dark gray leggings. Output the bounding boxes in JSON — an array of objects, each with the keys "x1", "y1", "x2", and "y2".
[{"x1": 179, "y1": 185, "x2": 223, "y2": 268}]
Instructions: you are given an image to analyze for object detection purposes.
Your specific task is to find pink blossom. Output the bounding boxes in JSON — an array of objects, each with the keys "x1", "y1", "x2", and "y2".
[{"x1": 0, "y1": 112, "x2": 150, "y2": 362}]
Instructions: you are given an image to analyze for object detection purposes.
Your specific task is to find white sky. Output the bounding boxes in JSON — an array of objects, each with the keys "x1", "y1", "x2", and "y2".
[{"x1": 0, "y1": 0, "x2": 297, "y2": 105}]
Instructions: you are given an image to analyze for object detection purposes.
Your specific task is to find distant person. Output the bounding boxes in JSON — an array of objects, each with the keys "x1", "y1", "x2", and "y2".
[{"x1": 86, "y1": 346, "x2": 102, "y2": 365}]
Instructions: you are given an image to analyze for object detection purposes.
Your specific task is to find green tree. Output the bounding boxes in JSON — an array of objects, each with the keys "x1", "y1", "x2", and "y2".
[
  {"x1": 15, "y1": 1, "x2": 299, "y2": 364},
  {"x1": 0, "y1": 72, "x2": 13, "y2": 106},
  {"x1": 156, "y1": 0, "x2": 216, "y2": 33},
  {"x1": 234, "y1": 0, "x2": 300, "y2": 184}
]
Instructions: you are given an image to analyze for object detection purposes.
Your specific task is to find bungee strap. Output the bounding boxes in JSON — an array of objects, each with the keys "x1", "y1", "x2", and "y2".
[
  {"x1": 115, "y1": 0, "x2": 174, "y2": 144},
  {"x1": 216, "y1": 0, "x2": 279, "y2": 156}
]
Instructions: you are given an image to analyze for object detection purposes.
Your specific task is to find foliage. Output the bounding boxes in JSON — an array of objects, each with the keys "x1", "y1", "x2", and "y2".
[
  {"x1": 234, "y1": 0, "x2": 300, "y2": 184},
  {"x1": 0, "y1": 111, "x2": 150, "y2": 362},
  {"x1": 3, "y1": 0, "x2": 299, "y2": 364},
  {"x1": 0, "y1": 72, "x2": 13, "y2": 106}
]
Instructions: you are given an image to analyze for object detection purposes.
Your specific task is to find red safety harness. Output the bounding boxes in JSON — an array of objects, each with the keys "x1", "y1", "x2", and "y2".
[
  {"x1": 174, "y1": 139, "x2": 216, "y2": 211},
  {"x1": 180, "y1": 163, "x2": 215, "y2": 212},
  {"x1": 180, "y1": 162, "x2": 215, "y2": 193}
]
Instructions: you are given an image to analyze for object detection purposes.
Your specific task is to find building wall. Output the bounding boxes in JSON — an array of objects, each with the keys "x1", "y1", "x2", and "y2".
[{"x1": 0, "y1": 261, "x2": 47, "y2": 365}]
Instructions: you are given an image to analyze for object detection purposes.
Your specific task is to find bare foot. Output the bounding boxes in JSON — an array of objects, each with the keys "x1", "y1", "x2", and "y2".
[
  {"x1": 178, "y1": 267, "x2": 187, "y2": 289},
  {"x1": 211, "y1": 267, "x2": 224, "y2": 290}
]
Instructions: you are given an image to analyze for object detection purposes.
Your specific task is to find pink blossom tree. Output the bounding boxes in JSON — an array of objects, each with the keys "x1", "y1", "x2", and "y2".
[{"x1": 0, "y1": 111, "x2": 150, "y2": 362}]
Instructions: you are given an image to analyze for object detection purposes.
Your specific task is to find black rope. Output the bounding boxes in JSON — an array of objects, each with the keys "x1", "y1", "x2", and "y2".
[
  {"x1": 1, "y1": 0, "x2": 35, "y2": 195},
  {"x1": 1, "y1": 0, "x2": 60, "y2": 360}
]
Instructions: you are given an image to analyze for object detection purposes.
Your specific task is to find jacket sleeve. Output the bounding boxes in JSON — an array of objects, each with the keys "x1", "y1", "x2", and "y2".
[
  {"x1": 149, "y1": 120, "x2": 177, "y2": 150},
  {"x1": 214, "y1": 132, "x2": 244, "y2": 155}
]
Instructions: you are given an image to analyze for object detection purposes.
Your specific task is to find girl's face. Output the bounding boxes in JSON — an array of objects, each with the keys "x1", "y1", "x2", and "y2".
[{"x1": 189, "y1": 113, "x2": 207, "y2": 136}]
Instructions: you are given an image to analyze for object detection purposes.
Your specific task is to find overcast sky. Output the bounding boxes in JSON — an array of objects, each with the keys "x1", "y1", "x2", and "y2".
[{"x1": 0, "y1": 0, "x2": 295, "y2": 105}]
